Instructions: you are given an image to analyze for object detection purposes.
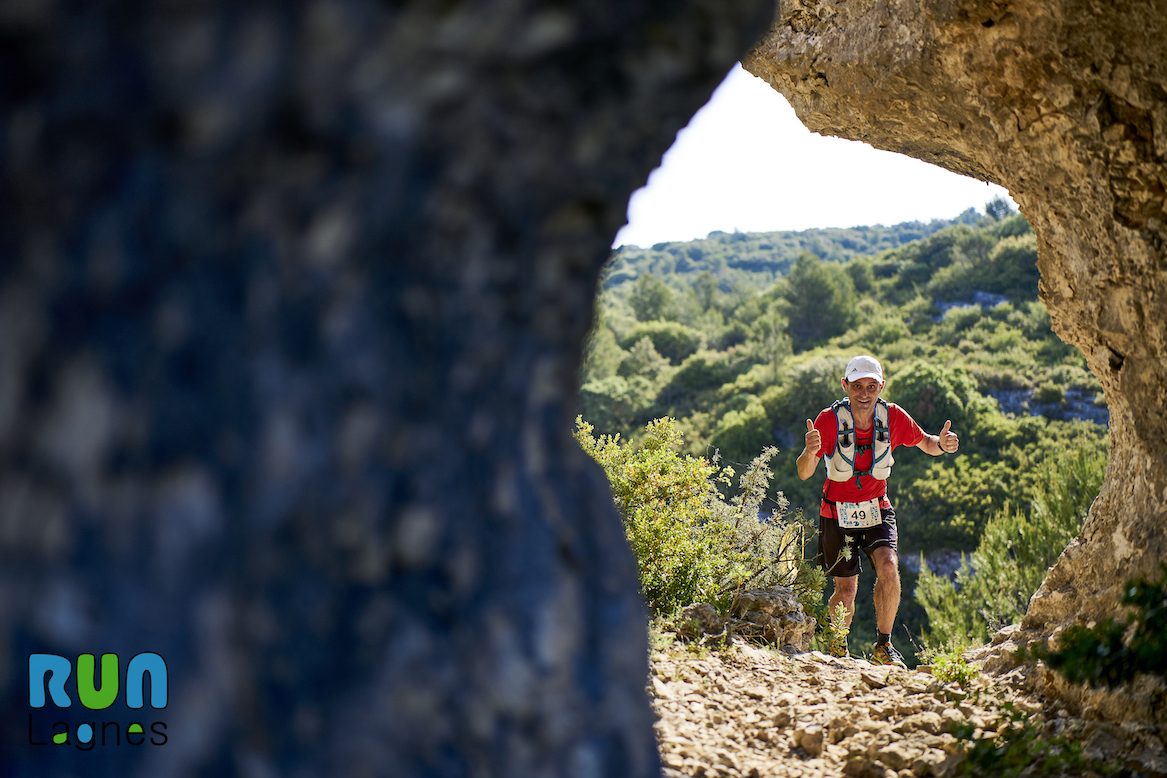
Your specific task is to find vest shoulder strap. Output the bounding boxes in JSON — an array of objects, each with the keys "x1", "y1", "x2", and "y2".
[
  {"x1": 831, "y1": 399, "x2": 853, "y2": 427},
  {"x1": 874, "y1": 399, "x2": 891, "y2": 441}
]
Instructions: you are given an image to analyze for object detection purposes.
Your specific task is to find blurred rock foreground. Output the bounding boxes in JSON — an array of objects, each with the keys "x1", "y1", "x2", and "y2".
[
  {"x1": 0, "y1": 2, "x2": 771, "y2": 775},
  {"x1": 2, "y1": 0, "x2": 1166, "y2": 775}
]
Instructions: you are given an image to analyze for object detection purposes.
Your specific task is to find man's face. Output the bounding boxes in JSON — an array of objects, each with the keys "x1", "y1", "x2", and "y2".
[{"x1": 842, "y1": 377, "x2": 884, "y2": 413}]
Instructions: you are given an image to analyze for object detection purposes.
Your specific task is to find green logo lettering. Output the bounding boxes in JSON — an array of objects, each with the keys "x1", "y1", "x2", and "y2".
[{"x1": 76, "y1": 654, "x2": 119, "y2": 710}]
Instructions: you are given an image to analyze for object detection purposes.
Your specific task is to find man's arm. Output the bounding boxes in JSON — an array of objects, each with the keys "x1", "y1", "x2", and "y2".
[
  {"x1": 797, "y1": 419, "x2": 822, "y2": 480},
  {"x1": 915, "y1": 419, "x2": 959, "y2": 457}
]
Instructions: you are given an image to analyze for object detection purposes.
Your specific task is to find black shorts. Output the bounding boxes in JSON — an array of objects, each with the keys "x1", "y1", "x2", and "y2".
[{"x1": 816, "y1": 506, "x2": 898, "y2": 578}]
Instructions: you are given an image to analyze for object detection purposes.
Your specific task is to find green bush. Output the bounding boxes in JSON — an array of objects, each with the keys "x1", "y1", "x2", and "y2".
[
  {"x1": 1031, "y1": 382, "x2": 1065, "y2": 406},
  {"x1": 577, "y1": 375, "x2": 655, "y2": 434},
  {"x1": 781, "y1": 253, "x2": 859, "y2": 351},
  {"x1": 621, "y1": 320, "x2": 705, "y2": 364},
  {"x1": 985, "y1": 234, "x2": 1039, "y2": 300},
  {"x1": 917, "y1": 447, "x2": 1106, "y2": 650},
  {"x1": 886, "y1": 361, "x2": 996, "y2": 438},
  {"x1": 810, "y1": 603, "x2": 849, "y2": 656},
  {"x1": 925, "y1": 231, "x2": 1038, "y2": 304},
  {"x1": 991, "y1": 212, "x2": 1032, "y2": 239},
  {"x1": 923, "y1": 646, "x2": 979, "y2": 688},
  {"x1": 617, "y1": 336, "x2": 671, "y2": 381},
  {"x1": 580, "y1": 320, "x2": 626, "y2": 382},
  {"x1": 575, "y1": 416, "x2": 821, "y2": 618},
  {"x1": 709, "y1": 397, "x2": 772, "y2": 468},
  {"x1": 658, "y1": 349, "x2": 747, "y2": 405},
  {"x1": 896, "y1": 455, "x2": 1019, "y2": 548}
]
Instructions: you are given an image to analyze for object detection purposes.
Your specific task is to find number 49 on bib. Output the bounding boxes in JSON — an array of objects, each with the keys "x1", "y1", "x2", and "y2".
[{"x1": 837, "y1": 499, "x2": 882, "y2": 529}]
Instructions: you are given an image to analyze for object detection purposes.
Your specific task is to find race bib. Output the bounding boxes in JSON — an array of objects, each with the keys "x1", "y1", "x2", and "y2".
[{"x1": 837, "y1": 499, "x2": 882, "y2": 529}]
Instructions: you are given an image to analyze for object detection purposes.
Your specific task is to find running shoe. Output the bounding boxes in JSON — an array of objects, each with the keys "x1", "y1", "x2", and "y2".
[{"x1": 870, "y1": 641, "x2": 907, "y2": 668}]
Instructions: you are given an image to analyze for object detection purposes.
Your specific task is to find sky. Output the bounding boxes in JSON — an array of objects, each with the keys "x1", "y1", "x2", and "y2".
[{"x1": 613, "y1": 64, "x2": 1014, "y2": 249}]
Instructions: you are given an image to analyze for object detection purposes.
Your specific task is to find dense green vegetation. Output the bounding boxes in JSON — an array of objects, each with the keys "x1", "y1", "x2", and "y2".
[
  {"x1": 574, "y1": 417, "x2": 824, "y2": 620},
  {"x1": 606, "y1": 210, "x2": 982, "y2": 291},
  {"x1": 579, "y1": 202, "x2": 1109, "y2": 658},
  {"x1": 917, "y1": 448, "x2": 1106, "y2": 649}
]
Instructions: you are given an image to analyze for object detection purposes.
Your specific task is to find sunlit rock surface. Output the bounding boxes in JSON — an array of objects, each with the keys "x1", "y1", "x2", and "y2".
[{"x1": 745, "y1": 0, "x2": 1167, "y2": 733}]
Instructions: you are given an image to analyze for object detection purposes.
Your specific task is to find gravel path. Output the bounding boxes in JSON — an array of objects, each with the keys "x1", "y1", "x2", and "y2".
[{"x1": 649, "y1": 638, "x2": 1124, "y2": 778}]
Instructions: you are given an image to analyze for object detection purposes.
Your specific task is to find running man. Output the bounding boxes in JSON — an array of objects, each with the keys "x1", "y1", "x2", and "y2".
[{"x1": 797, "y1": 355, "x2": 959, "y2": 665}]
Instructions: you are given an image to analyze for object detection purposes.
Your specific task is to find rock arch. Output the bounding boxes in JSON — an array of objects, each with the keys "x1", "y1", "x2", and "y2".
[{"x1": 744, "y1": 0, "x2": 1166, "y2": 725}]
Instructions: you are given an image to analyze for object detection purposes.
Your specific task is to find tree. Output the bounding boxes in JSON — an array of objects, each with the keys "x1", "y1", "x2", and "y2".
[
  {"x1": 985, "y1": 195, "x2": 1014, "y2": 222},
  {"x1": 693, "y1": 271, "x2": 720, "y2": 311},
  {"x1": 747, "y1": 302, "x2": 792, "y2": 383},
  {"x1": 780, "y1": 253, "x2": 858, "y2": 350},
  {"x1": 628, "y1": 272, "x2": 676, "y2": 321},
  {"x1": 917, "y1": 447, "x2": 1105, "y2": 649},
  {"x1": 581, "y1": 319, "x2": 626, "y2": 382},
  {"x1": 845, "y1": 258, "x2": 875, "y2": 294},
  {"x1": 618, "y1": 336, "x2": 671, "y2": 381},
  {"x1": 621, "y1": 321, "x2": 705, "y2": 364}
]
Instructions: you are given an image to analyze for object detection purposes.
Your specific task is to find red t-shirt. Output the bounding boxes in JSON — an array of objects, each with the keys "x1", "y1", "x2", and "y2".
[{"x1": 812, "y1": 402, "x2": 925, "y2": 518}]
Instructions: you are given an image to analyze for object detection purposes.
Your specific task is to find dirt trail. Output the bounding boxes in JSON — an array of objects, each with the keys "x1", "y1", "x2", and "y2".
[{"x1": 649, "y1": 639, "x2": 1131, "y2": 777}]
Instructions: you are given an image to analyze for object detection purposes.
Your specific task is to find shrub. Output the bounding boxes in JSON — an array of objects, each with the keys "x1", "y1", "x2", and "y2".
[
  {"x1": 810, "y1": 602, "x2": 849, "y2": 656},
  {"x1": 577, "y1": 375, "x2": 655, "y2": 435},
  {"x1": 897, "y1": 455, "x2": 1019, "y2": 549},
  {"x1": 574, "y1": 416, "x2": 821, "y2": 618},
  {"x1": 917, "y1": 447, "x2": 1106, "y2": 650},
  {"x1": 923, "y1": 646, "x2": 979, "y2": 688},
  {"x1": 659, "y1": 349, "x2": 745, "y2": 404},
  {"x1": 581, "y1": 318, "x2": 626, "y2": 382},
  {"x1": 833, "y1": 310, "x2": 912, "y2": 351},
  {"x1": 617, "y1": 336, "x2": 671, "y2": 381},
  {"x1": 1031, "y1": 382, "x2": 1065, "y2": 406},
  {"x1": 621, "y1": 320, "x2": 705, "y2": 364},
  {"x1": 710, "y1": 398, "x2": 772, "y2": 468},
  {"x1": 886, "y1": 360, "x2": 996, "y2": 437}
]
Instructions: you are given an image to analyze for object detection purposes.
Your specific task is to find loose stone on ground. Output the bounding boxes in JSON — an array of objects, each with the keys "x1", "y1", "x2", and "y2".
[{"x1": 649, "y1": 638, "x2": 1144, "y2": 777}]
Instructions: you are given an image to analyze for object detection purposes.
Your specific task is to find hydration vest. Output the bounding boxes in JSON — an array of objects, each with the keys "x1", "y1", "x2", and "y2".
[{"x1": 825, "y1": 398, "x2": 894, "y2": 489}]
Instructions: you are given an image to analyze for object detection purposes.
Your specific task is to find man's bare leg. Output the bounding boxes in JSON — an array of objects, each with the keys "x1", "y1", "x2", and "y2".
[
  {"x1": 830, "y1": 575, "x2": 858, "y2": 628},
  {"x1": 871, "y1": 546, "x2": 900, "y2": 635}
]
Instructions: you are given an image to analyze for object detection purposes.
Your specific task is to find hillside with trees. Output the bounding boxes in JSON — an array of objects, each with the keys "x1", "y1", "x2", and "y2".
[
  {"x1": 578, "y1": 202, "x2": 1108, "y2": 659},
  {"x1": 605, "y1": 209, "x2": 982, "y2": 291}
]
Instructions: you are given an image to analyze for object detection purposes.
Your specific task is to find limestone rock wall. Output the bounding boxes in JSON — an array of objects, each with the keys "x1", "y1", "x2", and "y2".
[
  {"x1": 0, "y1": 2, "x2": 771, "y2": 774},
  {"x1": 745, "y1": 0, "x2": 1166, "y2": 726}
]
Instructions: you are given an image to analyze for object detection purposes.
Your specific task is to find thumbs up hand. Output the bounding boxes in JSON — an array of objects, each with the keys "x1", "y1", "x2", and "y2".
[
  {"x1": 804, "y1": 419, "x2": 822, "y2": 456},
  {"x1": 939, "y1": 419, "x2": 959, "y2": 454}
]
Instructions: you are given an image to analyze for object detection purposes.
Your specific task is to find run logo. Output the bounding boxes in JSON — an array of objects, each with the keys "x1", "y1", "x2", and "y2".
[{"x1": 27, "y1": 652, "x2": 168, "y2": 749}]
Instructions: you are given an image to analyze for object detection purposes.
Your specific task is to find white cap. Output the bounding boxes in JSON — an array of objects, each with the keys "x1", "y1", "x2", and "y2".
[{"x1": 844, "y1": 355, "x2": 884, "y2": 383}]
